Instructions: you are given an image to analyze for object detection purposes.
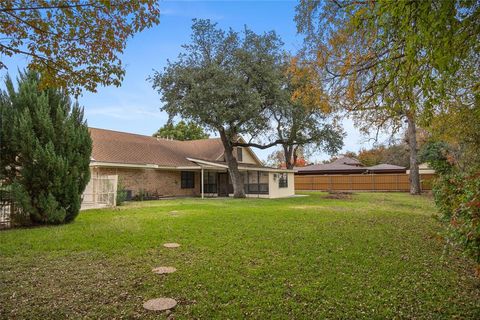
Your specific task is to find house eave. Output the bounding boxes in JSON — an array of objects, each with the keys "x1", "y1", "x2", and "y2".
[
  {"x1": 90, "y1": 161, "x2": 201, "y2": 170},
  {"x1": 186, "y1": 158, "x2": 294, "y2": 173}
]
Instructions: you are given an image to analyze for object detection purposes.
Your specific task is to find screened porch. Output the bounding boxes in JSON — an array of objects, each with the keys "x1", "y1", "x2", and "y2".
[{"x1": 199, "y1": 169, "x2": 269, "y2": 198}]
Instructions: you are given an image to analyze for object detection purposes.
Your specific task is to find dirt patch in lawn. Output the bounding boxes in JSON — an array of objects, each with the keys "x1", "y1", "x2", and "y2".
[
  {"x1": 290, "y1": 205, "x2": 350, "y2": 212},
  {"x1": 323, "y1": 192, "x2": 354, "y2": 200}
]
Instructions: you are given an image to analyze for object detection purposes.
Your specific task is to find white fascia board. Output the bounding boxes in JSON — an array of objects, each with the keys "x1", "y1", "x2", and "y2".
[
  {"x1": 186, "y1": 158, "x2": 294, "y2": 173},
  {"x1": 90, "y1": 161, "x2": 200, "y2": 170},
  {"x1": 186, "y1": 158, "x2": 228, "y2": 168}
]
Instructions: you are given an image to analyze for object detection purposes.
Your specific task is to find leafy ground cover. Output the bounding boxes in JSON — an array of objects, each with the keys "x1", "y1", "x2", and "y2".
[{"x1": 1, "y1": 192, "x2": 479, "y2": 319}]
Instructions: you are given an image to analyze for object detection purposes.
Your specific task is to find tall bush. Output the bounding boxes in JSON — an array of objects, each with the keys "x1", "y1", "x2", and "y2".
[
  {"x1": 0, "y1": 71, "x2": 92, "y2": 225},
  {"x1": 116, "y1": 183, "x2": 128, "y2": 206},
  {"x1": 421, "y1": 141, "x2": 480, "y2": 271},
  {"x1": 433, "y1": 171, "x2": 480, "y2": 268}
]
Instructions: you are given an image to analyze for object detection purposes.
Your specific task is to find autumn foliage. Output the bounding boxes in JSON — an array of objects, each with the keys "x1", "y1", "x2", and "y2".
[
  {"x1": 0, "y1": 1, "x2": 160, "y2": 94},
  {"x1": 286, "y1": 57, "x2": 330, "y2": 113}
]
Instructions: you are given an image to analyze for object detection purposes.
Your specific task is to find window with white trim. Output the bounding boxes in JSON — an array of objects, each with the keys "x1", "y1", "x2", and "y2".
[{"x1": 236, "y1": 147, "x2": 243, "y2": 162}]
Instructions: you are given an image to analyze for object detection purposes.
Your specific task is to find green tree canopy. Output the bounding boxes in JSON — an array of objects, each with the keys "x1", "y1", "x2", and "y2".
[
  {"x1": 153, "y1": 120, "x2": 209, "y2": 141},
  {"x1": 0, "y1": 1, "x2": 160, "y2": 94},
  {"x1": 151, "y1": 19, "x2": 285, "y2": 197},
  {"x1": 0, "y1": 71, "x2": 92, "y2": 225}
]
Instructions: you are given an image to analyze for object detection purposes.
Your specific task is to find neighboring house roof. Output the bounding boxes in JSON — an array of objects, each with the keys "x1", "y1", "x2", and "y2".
[
  {"x1": 295, "y1": 162, "x2": 406, "y2": 175},
  {"x1": 295, "y1": 163, "x2": 366, "y2": 174},
  {"x1": 365, "y1": 164, "x2": 406, "y2": 173},
  {"x1": 89, "y1": 127, "x2": 225, "y2": 167},
  {"x1": 331, "y1": 156, "x2": 363, "y2": 167}
]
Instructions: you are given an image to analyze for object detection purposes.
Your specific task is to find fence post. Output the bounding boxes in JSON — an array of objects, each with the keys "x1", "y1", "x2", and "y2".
[
  {"x1": 350, "y1": 175, "x2": 353, "y2": 191},
  {"x1": 372, "y1": 174, "x2": 375, "y2": 191},
  {"x1": 330, "y1": 175, "x2": 333, "y2": 191},
  {"x1": 396, "y1": 174, "x2": 399, "y2": 191}
]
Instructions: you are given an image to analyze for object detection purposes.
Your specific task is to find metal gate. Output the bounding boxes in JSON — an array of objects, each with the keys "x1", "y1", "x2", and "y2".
[
  {"x1": 81, "y1": 175, "x2": 118, "y2": 210},
  {"x1": 0, "y1": 190, "x2": 12, "y2": 229}
]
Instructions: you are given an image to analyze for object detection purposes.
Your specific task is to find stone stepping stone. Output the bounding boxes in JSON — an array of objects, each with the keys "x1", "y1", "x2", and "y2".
[
  {"x1": 163, "y1": 243, "x2": 180, "y2": 248},
  {"x1": 143, "y1": 297, "x2": 177, "y2": 311},
  {"x1": 169, "y1": 210, "x2": 179, "y2": 215},
  {"x1": 152, "y1": 266, "x2": 177, "y2": 274}
]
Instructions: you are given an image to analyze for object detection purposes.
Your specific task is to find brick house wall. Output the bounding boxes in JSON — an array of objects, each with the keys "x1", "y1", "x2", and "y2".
[{"x1": 92, "y1": 167, "x2": 200, "y2": 197}]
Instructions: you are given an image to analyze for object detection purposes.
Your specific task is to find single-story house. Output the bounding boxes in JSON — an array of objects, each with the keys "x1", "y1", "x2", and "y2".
[
  {"x1": 295, "y1": 156, "x2": 406, "y2": 175},
  {"x1": 88, "y1": 128, "x2": 295, "y2": 199}
]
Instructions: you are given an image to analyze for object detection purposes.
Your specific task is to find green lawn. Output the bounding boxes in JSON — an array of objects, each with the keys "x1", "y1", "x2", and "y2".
[{"x1": 1, "y1": 192, "x2": 479, "y2": 319}]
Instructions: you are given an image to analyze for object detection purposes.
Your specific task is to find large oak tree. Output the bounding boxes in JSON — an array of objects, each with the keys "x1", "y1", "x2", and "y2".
[{"x1": 151, "y1": 19, "x2": 284, "y2": 198}]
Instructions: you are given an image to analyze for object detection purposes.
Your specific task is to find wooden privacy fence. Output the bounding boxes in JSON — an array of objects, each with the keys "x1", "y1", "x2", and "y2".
[{"x1": 295, "y1": 174, "x2": 435, "y2": 192}]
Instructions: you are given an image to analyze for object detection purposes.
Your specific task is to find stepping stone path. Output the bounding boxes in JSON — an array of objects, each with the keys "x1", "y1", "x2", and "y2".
[
  {"x1": 143, "y1": 243, "x2": 181, "y2": 312},
  {"x1": 152, "y1": 266, "x2": 177, "y2": 274},
  {"x1": 143, "y1": 298, "x2": 177, "y2": 311},
  {"x1": 163, "y1": 243, "x2": 181, "y2": 248}
]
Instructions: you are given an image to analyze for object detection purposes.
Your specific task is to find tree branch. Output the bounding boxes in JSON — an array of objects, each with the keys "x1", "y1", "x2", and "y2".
[
  {"x1": 233, "y1": 139, "x2": 285, "y2": 150},
  {"x1": 0, "y1": 2, "x2": 98, "y2": 13}
]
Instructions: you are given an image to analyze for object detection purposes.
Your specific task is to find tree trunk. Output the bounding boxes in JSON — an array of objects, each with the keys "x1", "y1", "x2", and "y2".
[
  {"x1": 283, "y1": 144, "x2": 294, "y2": 169},
  {"x1": 292, "y1": 145, "x2": 299, "y2": 168},
  {"x1": 406, "y1": 114, "x2": 421, "y2": 195},
  {"x1": 219, "y1": 130, "x2": 245, "y2": 198},
  {"x1": 283, "y1": 144, "x2": 300, "y2": 170}
]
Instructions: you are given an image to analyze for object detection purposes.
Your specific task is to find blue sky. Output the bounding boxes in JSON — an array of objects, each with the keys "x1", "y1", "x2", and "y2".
[{"x1": 1, "y1": 0, "x2": 375, "y2": 162}]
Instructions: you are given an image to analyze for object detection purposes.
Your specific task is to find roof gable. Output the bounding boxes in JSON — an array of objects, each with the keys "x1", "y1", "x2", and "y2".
[
  {"x1": 214, "y1": 136, "x2": 263, "y2": 166},
  {"x1": 332, "y1": 156, "x2": 363, "y2": 166}
]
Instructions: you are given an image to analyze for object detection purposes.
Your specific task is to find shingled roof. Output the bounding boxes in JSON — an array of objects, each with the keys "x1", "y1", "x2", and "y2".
[
  {"x1": 89, "y1": 128, "x2": 225, "y2": 167},
  {"x1": 295, "y1": 159, "x2": 406, "y2": 175},
  {"x1": 295, "y1": 163, "x2": 366, "y2": 174},
  {"x1": 365, "y1": 163, "x2": 406, "y2": 173}
]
